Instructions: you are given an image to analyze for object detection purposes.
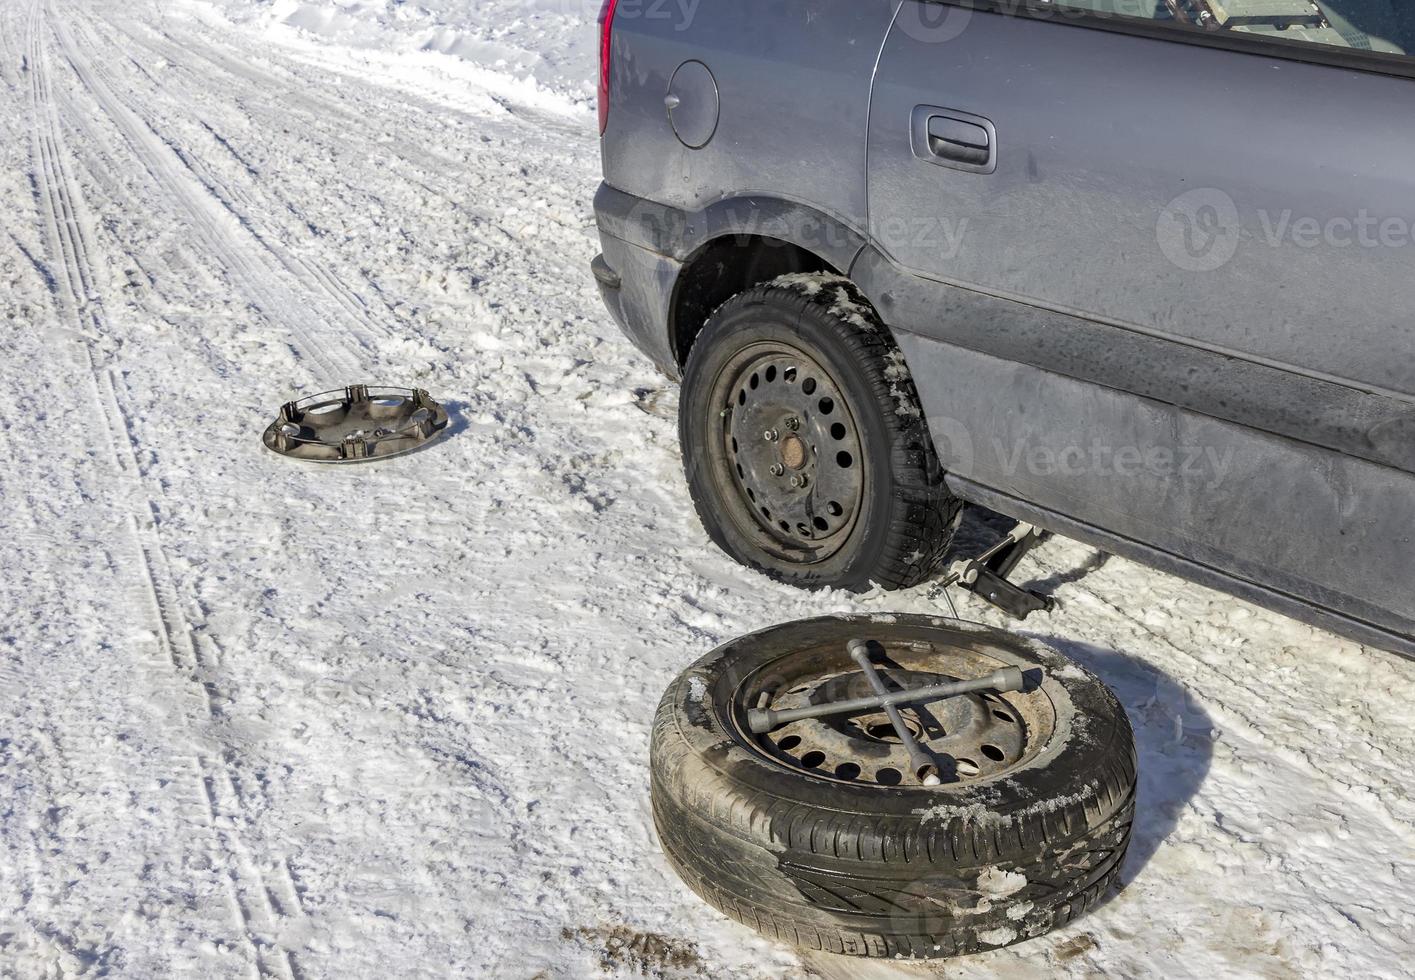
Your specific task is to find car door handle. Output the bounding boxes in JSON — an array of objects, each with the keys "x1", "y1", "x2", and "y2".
[
  {"x1": 911, "y1": 106, "x2": 997, "y2": 174},
  {"x1": 927, "y1": 116, "x2": 990, "y2": 164}
]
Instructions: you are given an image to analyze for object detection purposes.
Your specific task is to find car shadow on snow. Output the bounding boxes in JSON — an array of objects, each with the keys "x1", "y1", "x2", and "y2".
[
  {"x1": 1028, "y1": 636, "x2": 1214, "y2": 898},
  {"x1": 927, "y1": 507, "x2": 1207, "y2": 892}
]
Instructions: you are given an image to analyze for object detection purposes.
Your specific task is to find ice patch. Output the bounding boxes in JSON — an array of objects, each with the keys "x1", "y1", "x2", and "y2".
[
  {"x1": 687, "y1": 675, "x2": 710, "y2": 706},
  {"x1": 1006, "y1": 901, "x2": 1034, "y2": 921},
  {"x1": 771, "y1": 271, "x2": 828, "y2": 295},
  {"x1": 825, "y1": 286, "x2": 879, "y2": 334},
  {"x1": 977, "y1": 926, "x2": 1018, "y2": 947},
  {"x1": 1053, "y1": 663, "x2": 1089, "y2": 682},
  {"x1": 917, "y1": 779, "x2": 1100, "y2": 827},
  {"x1": 918, "y1": 801, "x2": 1003, "y2": 827},
  {"x1": 883, "y1": 349, "x2": 923, "y2": 419},
  {"x1": 976, "y1": 867, "x2": 1028, "y2": 899}
]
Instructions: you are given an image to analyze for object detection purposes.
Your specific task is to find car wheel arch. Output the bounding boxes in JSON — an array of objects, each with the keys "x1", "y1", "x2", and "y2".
[
  {"x1": 663, "y1": 196, "x2": 878, "y2": 370},
  {"x1": 670, "y1": 234, "x2": 838, "y2": 369}
]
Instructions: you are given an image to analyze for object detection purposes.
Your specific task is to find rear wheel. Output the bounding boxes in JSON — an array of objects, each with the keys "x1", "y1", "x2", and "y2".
[{"x1": 678, "y1": 273, "x2": 959, "y2": 591}]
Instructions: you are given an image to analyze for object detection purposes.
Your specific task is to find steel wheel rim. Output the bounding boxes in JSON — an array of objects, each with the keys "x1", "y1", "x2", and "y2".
[
  {"x1": 708, "y1": 341, "x2": 865, "y2": 563},
  {"x1": 732, "y1": 638, "x2": 1056, "y2": 788}
]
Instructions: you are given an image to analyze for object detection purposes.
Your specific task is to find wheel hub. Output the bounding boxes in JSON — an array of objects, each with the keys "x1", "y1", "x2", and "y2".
[
  {"x1": 758, "y1": 669, "x2": 1029, "y2": 785},
  {"x1": 736, "y1": 637, "x2": 1054, "y2": 789},
  {"x1": 714, "y1": 344, "x2": 864, "y2": 558},
  {"x1": 779, "y1": 432, "x2": 807, "y2": 470}
]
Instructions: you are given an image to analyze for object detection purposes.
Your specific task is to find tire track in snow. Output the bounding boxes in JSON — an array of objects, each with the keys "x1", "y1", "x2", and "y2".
[
  {"x1": 65, "y1": 8, "x2": 402, "y2": 363},
  {"x1": 99, "y1": 7, "x2": 479, "y2": 194},
  {"x1": 95, "y1": 6, "x2": 579, "y2": 258},
  {"x1": 0, "y1": 3, "x2": 24, "y2": 92},
  {"x1": 45, "y1": 0, "x2": 364, "y2": 388},
  {"x1": 23, "y1": 3, "x2": 306, "y2": 976}
]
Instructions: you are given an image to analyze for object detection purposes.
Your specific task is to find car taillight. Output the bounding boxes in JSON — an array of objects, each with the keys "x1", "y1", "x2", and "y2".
[{"x1": 598, "y1": 0, "x2": 619, "y2": 135}]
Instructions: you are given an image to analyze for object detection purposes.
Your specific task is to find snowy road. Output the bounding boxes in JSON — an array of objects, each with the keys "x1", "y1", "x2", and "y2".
[{"x1": 0, "y1": 1, "x2": 1412, "y2": 977}]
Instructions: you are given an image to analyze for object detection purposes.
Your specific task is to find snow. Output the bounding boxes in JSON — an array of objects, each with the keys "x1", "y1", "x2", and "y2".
[
  {"x1": 975, "y1": 867, "x2": 1028, "y2": 900},
  {"x1": 1, "y1": 1, "x2": 1412, "y2": 978},
  {"x1": 976, "y1": 926, "x2": 1018, "y2": 948}
]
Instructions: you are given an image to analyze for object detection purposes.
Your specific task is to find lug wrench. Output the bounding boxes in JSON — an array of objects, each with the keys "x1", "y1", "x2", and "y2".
[
  {"x1": 746, "y1": 640, "x2": 1028, "y2": 787},
  {"x1": 746, "y1": 666, "x2": 1026, "y2": 734},
  {"x1": 846, "y1": 639, "x2": 943, "y2": 785}
]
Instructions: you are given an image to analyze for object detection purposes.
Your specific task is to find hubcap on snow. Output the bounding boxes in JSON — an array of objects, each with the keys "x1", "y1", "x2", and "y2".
[
  {"x1": 734, "y1": 636, "x2": 1053, "y2": 787},
  {"x1": 712, "y1": 342, "x2": 864, "y2": 561},
  {"x1": 263, "y1": 385, "x2": 448, "y2": 462}
]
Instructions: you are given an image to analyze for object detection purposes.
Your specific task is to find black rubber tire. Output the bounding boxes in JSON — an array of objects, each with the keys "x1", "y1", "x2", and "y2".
[
  {"x1": 678, "y1": 273, "x2": 960, "y2": 591},
  {"x1": 650, "y1": 615, "x2": 1136, "y2": 959}
]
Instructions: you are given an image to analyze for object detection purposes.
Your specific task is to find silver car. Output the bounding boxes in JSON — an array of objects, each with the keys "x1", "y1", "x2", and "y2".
[{"x1": 592, "y1": 0, "x2": 1415, "y2": 658}]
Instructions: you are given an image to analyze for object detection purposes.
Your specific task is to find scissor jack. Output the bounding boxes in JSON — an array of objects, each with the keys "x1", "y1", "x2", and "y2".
[{"x1": 940, "y1": 522, "x2": 1055, "y2": 620}]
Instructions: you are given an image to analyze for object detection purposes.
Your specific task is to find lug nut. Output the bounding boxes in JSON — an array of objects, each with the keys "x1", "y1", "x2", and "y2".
[
  {"x1": 785, "y1": 417, "x2": 801, "y2": 431},
  {"x1": 763, "y1": 428, "x2": 779, "y2": 442},
  {"x1": 790, "y1": 475, "x2": 808, "y2": 488},
  {"x1": 769, "y1": 463, "x2": 785, "y2": 477}
]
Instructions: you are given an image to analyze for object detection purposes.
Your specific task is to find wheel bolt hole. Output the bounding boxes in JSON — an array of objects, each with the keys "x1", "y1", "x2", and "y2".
[
  {"x1": 830, "y1": 422, "x2": 847, "y2": 440},
  {"x1": 812, "y1": 516, "x2": 828, "y2": 532},
  {"x1": 818, "y1": 397, "x2": 834, "y2": 415},
  {"x1": 981, "y1": 744, "x2": 1005, "y2": 762},
  {"x1": 955, "y1": 758, "x2": 981, "y2": 777},
  {"x1": 835, "y1": 763, "x2": 861, "y2": 780},
  {"x1": 992, "y1": 709, "x2": 1014, "y2": 723},
  {"x1": 875, "y1": 767, "x2": 902, "y2": 786},
  {"x1": 802, "y1": 377, "x2": 817, "y2": 395},
  {"x1": 836, "y1": 450, "x2": 853, "y2": 469},
  {"x1": 827, "y1": 501, "x2": 843, "y2": 517},
  {"x1": 765, "y1": 365, "x2": 777, "y2": 383},
  {"x1": 800, "y1": 751, "x2": 826, "y2": 769},
  {"x1": 783, "y1": 366, "x2": 797, "y2": 383},
  {"x1": 749, "y1": 373, "x2": 759, "y2": 389},
  {"x1": 777, "y1": 735, "x2": 801, "y2": 751}
]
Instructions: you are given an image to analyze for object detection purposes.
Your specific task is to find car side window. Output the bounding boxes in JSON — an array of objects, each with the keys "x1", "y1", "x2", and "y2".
[{"x1": 1013, "y1": 1, "x2": 1415, "y2": 60}]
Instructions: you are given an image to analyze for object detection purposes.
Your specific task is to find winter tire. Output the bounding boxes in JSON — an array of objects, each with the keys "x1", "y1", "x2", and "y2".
[
  {"x1": 650, "y1": 614, "x2": 1136, "y2": 958},
  {"x1": 678, "y1": 273, "x2": 960, "y2": 591}
]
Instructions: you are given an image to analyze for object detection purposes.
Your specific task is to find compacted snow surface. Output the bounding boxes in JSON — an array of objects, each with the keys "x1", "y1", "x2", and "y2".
[{"x1": 1, "y1": 1, "x2": 1412, "y2": 977}]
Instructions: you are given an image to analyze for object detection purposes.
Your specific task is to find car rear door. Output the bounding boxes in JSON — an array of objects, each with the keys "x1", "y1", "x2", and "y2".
[
  {"x1": 866, "y1": 1, "x2": 1415, "y2": 398},
  {"x1": 858, "y1": 1, "x2": 1415, "y2": 647}
]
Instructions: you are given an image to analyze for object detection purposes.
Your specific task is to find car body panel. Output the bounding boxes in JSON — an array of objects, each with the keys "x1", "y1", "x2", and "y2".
[
  {"x1": 852, "y1": 245, "x2": 1415, "y2": 474},
  {"x1": 891, "y1": 328, "x2": 1415, "y2": 654},
  {"x1": 601, "y1": 0, "x2": 899, "y2": 230},
  {"x1": 593, "y1": 183, "x2": 870, "y2": 376},
  {"x1": 868, "y1": 5, "x2": 1415, "y2": 399}
]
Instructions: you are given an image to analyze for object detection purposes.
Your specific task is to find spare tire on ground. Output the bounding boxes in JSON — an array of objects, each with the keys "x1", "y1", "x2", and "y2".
[{"x1": 649, "y1": 614, "x2": 1136, "y2": 958}]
